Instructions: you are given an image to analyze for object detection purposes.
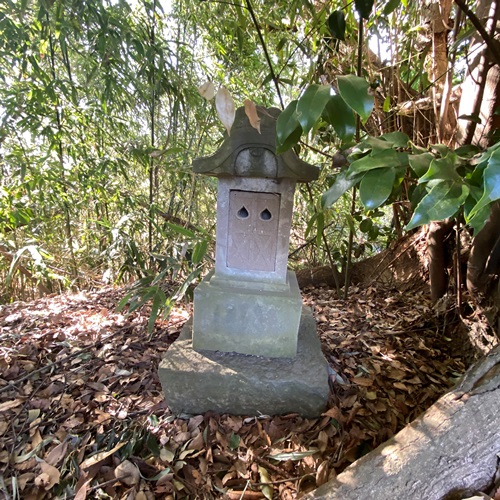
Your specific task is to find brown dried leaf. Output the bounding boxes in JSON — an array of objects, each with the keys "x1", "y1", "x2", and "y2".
[
  {"x1": 45, "y1": 440, "x2": 68, "y2": 466},
  {"x1": 115, "y1": 459, "x2": 140, "y2": 486},
  {"x1": 216, "y1": 87, "x2": 235, "y2": 136},
  {"x1": 244, "y1": 99, "x2": 261, "y2": 133},
  {"x1": 352, "y1": 377, "x2": 373, "y2": 387},
  {"x1": 198, "y1": 81, "x2": 215, "y2": 100},
  {"x1": 35, "y1": 461, "x2": 60, "y2": 490},
  {"x1": 80, "y1": 441, "x2": 126, "y2": 470},
  {"x1": 315, "y1": 460, "x2": 329, "y2": 487},
  {"x1": 0, "y1": 399, "x2": 23, "y2": 412}
]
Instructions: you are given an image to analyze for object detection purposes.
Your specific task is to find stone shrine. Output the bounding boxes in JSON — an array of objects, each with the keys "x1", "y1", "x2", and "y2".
[{"x1": 158, "y1": 106, "x2": 330, "y2": 417}]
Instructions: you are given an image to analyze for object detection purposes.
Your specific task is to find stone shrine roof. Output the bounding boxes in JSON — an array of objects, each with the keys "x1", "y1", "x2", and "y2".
[{"x1": 193, "y1": 106, "x2": 319, "y2": 182}]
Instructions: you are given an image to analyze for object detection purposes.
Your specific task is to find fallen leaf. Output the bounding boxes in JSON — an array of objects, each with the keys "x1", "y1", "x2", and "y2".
[
  {"x1": 115, "y1": 459, "x2": 140, "y2": 486},
  {"x1": 352, "y1": 377, "x2": 373, "y2": 387},
  {"x1": 316, "y1": 460, "x2": 329, "y2": 486},
  {"x1": 258, "y1": 466, "x2": 273, "y2": 500},
  {"x1": 0, "y1": 399, "x2": 23, "y2": 412},
  {"x1": 34, "y1": 461, "x2": 60, "y2": 490},
  {"x1": 45, "y1": 440, "x2": 68, "y2": 466},
  {"x1": 268, "y1": 448, "x2": 319, "y2": 461},
  {"x1": 244, "y1": 99, "x2": 261, "y2": 133},
  {"x1": 216, "y1": 87, "x2": 235, "y2": 136},
  {"x1": 80, "y1": 441, "x2": 126, "y2": 470}
]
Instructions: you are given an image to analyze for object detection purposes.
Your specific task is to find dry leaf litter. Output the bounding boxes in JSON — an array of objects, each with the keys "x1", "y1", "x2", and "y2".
[{"x1": 0, "y1": 283, "x2": 467, "y2": 499}]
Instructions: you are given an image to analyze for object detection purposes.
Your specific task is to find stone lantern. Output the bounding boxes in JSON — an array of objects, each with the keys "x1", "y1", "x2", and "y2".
[{"x1": 158, "y1": 107, "x2": 329, "y2": 417}]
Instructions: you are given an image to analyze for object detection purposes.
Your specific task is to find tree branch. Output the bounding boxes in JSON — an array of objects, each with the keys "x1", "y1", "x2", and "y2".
[
  {"x1": 244, "y1": 0, "x2": 284, "y2": 109},
  {"x1": 454, "y1": 0, "x2": 500, "y2": 67}
]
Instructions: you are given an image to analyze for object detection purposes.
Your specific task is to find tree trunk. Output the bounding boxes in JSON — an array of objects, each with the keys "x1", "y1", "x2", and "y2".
[
  {"x1": 428, "y1": 219, "x2": 455, "y2": 303},
  {"x1": 306, "y1": 344, "x2": 500, "y2": 500},
  {"x1": 467, "y1": 201, "x2": 500, "y2": 296},
  {"x1": 457, "y1": 0, "x2": 500, "y2": 147}
]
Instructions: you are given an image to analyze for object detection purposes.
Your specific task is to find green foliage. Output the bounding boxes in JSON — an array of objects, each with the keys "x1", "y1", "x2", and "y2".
[
  {"x1": 276, "y1": 76, "x2": 374, "y2": 153},
  {"x1": 319, "y1": 134, "x2": 500, "y2": 235}
]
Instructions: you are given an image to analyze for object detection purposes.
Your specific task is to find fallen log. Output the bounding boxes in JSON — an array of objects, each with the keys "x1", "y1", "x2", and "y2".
[{"x1": 306, "y1": 344, "x2": 500, "y2": 500}]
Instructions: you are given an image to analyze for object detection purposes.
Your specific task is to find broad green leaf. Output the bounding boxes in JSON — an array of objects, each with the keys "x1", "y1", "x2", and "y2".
[
  {"x1": 296, "y1": 84, "x2": 333, "y2": 134},
  {"x1": 409, "y1": 153, "x2": 433, "y2": 177},
  {"x1": 228, "y1": 432, "x2": 240, "y2": 450},
  {"x1": 468, "y1": 205, "x2": 491, "y2": 234},
  {"x1": 328, "y1": 10, "x2": 346, "y2": 40},
  {"x1": 467, "y1": 148, "x2": 500, "y2": 221},
  {"x1": 455, "y1": 144, "x2": 481, "y2": 158},
  {"x1": 321, "y1": 170, "x2": 361, "y2": 208},
  {"x1": 419, "y1": 153, "x2": 460, "y2": 183},
  {"x1": 347, "y1": 149, "x2": 408, "y2": 176},
  {"x1": 430, "y1": 144, "x2": 451, "y2": 157},
  {"x1": 406, "y1": 180, "x2": 470, "y2": 230},
  {"x1": 338, "y1": 75, "x2": 374, "y2": 123},
  {"x1": 276, "y1": 100, "x2": 303, "y2": 154},
  {"x1": 383, "y1": 0, "x2": 401, "y2": 15},
  {"x1": 323, "y1": 95, "x2": 356, "y2": 142},
  {"x1": 359, "y1": 167, "x2": 396, "y2": 209},
  {"x1": 379, "y1": 131, "x2": 409, "y2": 148},
  {"x1": 359, "y1": 218, "x2": 373, "y2": 233},
  {"x1": 355, "y1": 0, "x2": 374, "y2": 19},
  {"x1": 353, "y1": 136, "x2": 394, "y2": 154}
]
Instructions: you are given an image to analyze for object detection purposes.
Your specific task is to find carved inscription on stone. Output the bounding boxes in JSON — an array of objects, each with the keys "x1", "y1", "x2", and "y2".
[{"x1": 227, "y1": 190, "x2": 280, "y2": 272}]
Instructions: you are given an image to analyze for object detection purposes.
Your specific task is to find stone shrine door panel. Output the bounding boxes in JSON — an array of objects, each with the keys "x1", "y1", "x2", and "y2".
[{"x1": 227, "y1": 190, "x2": 280, "y2": 272}]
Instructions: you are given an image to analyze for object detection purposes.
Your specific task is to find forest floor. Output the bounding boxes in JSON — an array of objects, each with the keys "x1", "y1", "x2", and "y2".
[{"x1": 0, "y1": 279, "x2": 468, "y2": 499}]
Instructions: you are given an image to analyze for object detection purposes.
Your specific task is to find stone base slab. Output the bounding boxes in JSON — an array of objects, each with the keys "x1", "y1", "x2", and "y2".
[
  {"x1": 192, "y1": 270, "x2": 302, "y2": 358},
  {"x1": 158, "y1": 307, "x2": 330, "y2": 418}
]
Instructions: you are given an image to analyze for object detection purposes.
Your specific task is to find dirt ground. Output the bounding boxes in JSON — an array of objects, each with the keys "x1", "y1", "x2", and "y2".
[{"x1": 0, "y1": 262, "x2": 468, "y2": 499}]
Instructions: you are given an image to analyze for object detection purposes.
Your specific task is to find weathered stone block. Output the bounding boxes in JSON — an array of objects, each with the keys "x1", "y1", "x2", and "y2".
[
  {"x1": 158, "y1": 307, "x2": 330, "y2": 418},
  {"x1": 192, "y1": 270, "x2": 302, "y2": 358}
]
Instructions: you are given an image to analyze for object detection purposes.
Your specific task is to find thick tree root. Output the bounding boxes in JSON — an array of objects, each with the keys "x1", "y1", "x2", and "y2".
[{"x1": 306, "y1": 344, "x2": 500, "y2": 500}]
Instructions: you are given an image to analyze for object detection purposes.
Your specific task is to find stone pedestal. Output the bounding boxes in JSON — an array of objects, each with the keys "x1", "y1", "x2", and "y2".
[
  {"x1": 158, "y1": 307, "x2": 330, "y2": 417},
  {"x1": 192, "y1": 270, "x2": 302, "y2": 358}
]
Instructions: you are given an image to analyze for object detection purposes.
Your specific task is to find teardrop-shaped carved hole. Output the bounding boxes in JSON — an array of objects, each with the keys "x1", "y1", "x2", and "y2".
[
  {"x1": 260, "y1": 208, "x2": 272, "y2": 221},
  {"x1": 237, "y1": 206, "x2": 249, "y2": 219}
]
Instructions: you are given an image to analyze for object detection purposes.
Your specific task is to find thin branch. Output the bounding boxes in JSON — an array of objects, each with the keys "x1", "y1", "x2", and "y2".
[
  {"x1": 244, "y1": 0, "x2": 284, "y2": 108},
  {"x1": 454, "y1": 0, "x2": 500, "y2": 66}
]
